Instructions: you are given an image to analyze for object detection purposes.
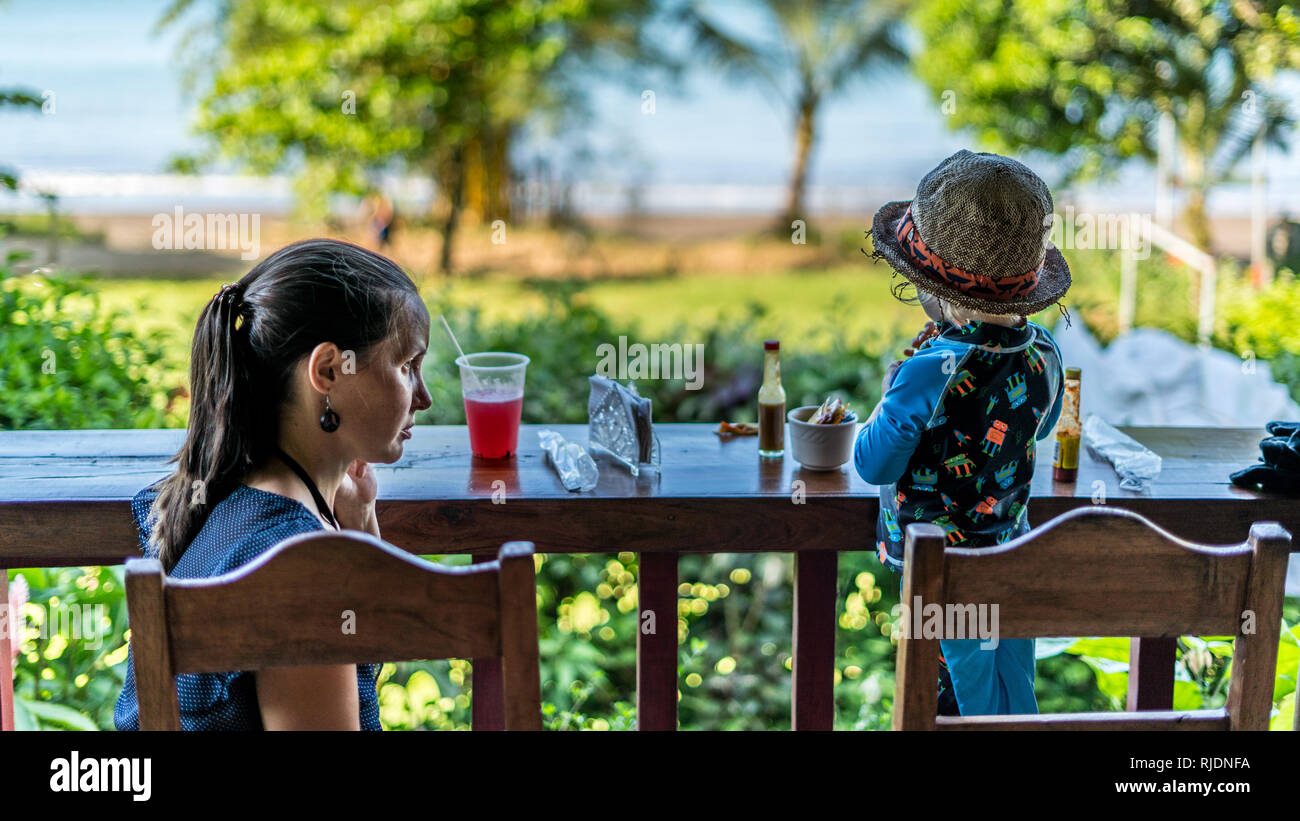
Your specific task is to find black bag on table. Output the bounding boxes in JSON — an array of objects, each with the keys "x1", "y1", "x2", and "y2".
[{"x1": 1230, "y1": 421, "x2": 1300, "y2": 495}]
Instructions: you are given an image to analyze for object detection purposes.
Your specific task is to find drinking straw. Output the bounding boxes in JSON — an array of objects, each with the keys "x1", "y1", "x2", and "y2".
[
  {"x1": 440, "y1": 314, "x2": 478, "y2": 392},
  {"x1": 439, "y1": 314, "x2": 467, "y2": 361}
]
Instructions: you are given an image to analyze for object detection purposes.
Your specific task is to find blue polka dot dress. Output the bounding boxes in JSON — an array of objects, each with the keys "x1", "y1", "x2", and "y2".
[{"x1": 114, "y1": 482, "x2": 383, "y2": 731}]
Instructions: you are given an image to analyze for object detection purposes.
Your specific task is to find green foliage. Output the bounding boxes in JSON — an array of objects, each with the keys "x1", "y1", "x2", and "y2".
[
  {"x1": 420, "y1": 280, "x2": 892, "y2": 427},
  {"x1": 169, "y1": 0, "x2": 660, "y2": 224},
  {"x1": 909, "y1": 0, "x2": 1300, "y2": 248},
  {"x1": 910, "y1": 0, "x2": 1300, "y2": 176},
  {"x1": 7, "y1": 565, "x2": 130, "y2": 731},
  {"x1": 1218, "y1": 266, "x2": 1300, "y2": 366},
  {"x1": 1060, "y1": 601, "x2": 1300, "y2": 726},
  {"x1": 0, "y1": 250, "x2": 180, "y2": 429}
]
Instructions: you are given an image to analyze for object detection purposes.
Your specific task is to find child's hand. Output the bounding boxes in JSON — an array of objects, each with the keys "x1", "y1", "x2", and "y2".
[{"x1": 903, "y1": 321, "x2": 939, "y2": 357}]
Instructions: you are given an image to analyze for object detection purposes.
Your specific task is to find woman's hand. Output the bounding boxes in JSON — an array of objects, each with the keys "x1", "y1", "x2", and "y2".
[{"x1": 334, "y1": 459, "x2": 379, "y2": 535}]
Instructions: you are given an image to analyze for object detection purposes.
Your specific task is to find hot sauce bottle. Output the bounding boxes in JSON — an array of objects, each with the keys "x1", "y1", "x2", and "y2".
[
  {"x1": 758, "y1": 340, "x2": 785, "y2": 457},
  {"x1": 1052, "y1": 367, "x2": 1082, "y2": 482}
]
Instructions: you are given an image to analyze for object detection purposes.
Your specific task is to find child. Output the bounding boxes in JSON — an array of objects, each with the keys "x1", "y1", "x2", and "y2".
[{"x1": 856, "y1": 149, "x2": 1070, "y2": 716}]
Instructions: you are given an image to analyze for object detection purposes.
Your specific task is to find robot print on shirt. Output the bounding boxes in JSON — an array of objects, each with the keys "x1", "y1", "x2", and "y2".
[{"x1": 876, "y1": 321, "x2": 1062, "y2": 568}]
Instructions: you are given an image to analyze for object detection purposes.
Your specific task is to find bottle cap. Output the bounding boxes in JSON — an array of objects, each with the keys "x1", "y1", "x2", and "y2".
[
  {"x1": 1065, "y1": 366, "x2": 1081, "y2": 379},
  {"x1": 764, "y1": 340, "x2": 779, "y2": 351}
]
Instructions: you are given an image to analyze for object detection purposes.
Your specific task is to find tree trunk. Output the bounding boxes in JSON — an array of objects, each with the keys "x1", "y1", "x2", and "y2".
[
  {"x1": 780, "y1": 90, "x2": 818, "y2": 230},
  {"x1": 461, "y1": 125, "x2": 514, "y2": 227},
  {"x1": 462, "y1": 136, "x2": 484, "y2": 227},
  {"x1": 438, "y1": 145, "x2": 465, "y2": 276},
  {"x1": 1177, "y1": 95, "x2": 1213, "y2": 254},
  {"x1": 1180, "y1": 145, "x2": 1213, "y2": 254},
  {"x1": 1183, "y1": 187, "x2": 1212, "y2": 255},
  {"x1": 487, "y1": 125, "x2": 513, "y2": 225}
]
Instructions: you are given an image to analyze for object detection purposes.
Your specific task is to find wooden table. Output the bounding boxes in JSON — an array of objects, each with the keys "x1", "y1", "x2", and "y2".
[{"x1": 1, "y1": 424, "x2": 1295, "y2": 730}]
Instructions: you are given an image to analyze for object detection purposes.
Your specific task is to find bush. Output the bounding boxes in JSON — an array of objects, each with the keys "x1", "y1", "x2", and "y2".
[
  {"x1": 420, "y1": 280, "x2": 891, "y2": 428},
  {"x1": 7, "y1": 566, "x2": 129, "y2": 730},
  {"x1": 0, "y1": 247, "x2": 179, "y2": 429}
]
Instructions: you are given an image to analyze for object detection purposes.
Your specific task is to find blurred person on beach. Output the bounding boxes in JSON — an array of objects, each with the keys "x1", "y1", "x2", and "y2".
[{"x1": 362, "y1": 189, "x2": 396, "y2": 250}]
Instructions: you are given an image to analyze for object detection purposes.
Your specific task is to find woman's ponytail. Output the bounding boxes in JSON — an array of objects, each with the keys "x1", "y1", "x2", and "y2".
[{"x1": 147, "y1": 281, "x2": 260, "y2": 572}]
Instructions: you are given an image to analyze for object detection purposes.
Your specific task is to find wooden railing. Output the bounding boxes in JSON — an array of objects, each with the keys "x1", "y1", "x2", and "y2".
[{"x1": 2, "y1": 424, "x2": 1297, "y2": 730}]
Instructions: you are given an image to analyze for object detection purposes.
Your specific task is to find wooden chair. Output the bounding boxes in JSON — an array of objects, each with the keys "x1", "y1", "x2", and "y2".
[
  {"x1": 125, "y1": 532, "x2": 542, "y2": 730},
  {"x1": 893, "y1": 505, "x2": 1293, "y2": 730}
]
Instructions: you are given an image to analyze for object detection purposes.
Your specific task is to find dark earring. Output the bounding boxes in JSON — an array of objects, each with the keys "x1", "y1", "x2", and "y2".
[{"x1": 320, "y1": 394, "x2": 340, "y2": 433}]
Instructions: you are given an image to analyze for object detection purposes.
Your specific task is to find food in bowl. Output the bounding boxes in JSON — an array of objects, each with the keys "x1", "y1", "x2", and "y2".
[
  {"x1": 808, "y1": 395, "x2": 857, "y2": 425},
  {"x1": 787, "y1": 403, "x2": 859, "y2": 470}
]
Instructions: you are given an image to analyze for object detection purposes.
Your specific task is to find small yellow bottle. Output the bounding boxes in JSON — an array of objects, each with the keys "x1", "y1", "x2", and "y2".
[{"x1": 1052, "y1": 367, "x2": 1082, "y2": 482}]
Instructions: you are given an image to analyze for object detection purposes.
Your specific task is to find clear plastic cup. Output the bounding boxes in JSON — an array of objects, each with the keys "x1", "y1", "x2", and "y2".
[{"x1": 455, "y1": 352, "x2": 529, "y2": 458}]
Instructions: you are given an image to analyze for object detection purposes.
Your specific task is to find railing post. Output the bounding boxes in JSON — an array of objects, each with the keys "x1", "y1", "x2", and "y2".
[
  {"x1": 1, "y1": 573, "x2": 13, "y2": 731},
  {"x1": 792, "y1": 550, "x2": 838, "y2": 730},
  {"x1": 636, "y1": 552, "x2": 677, "y2": 730},
  {"x1": 1127, "y1": 636, "x2": 1176, "y2": 711},
  {"x1": 471, "y1": 552, "x2": 506, "y2": 731}
]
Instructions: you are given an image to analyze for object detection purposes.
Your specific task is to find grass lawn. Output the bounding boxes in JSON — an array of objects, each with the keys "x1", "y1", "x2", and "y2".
[
  {"x1": 89, "y1": 266, "x2": 924, "y2": 365},
  {"x1": 86, "y1": 257, "x2": 1131, "y2": 370}
]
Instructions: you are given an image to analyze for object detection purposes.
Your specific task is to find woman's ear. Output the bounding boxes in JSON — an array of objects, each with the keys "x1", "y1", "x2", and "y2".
[{"x1": 306, "y1": 341, "x2": 347, "y2": 393}]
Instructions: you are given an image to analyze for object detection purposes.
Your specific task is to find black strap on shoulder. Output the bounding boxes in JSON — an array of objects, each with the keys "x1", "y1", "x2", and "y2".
[{"x1": 274, "y1": 446, "x2": 339, "y2": 530}]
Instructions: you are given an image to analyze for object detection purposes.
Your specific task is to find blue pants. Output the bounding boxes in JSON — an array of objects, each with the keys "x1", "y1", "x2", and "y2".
[
  {"x1": 939, "y1": 637, "x2": 1038, "y2": 715},
  {"x1": 897, "y1": 578, "x2": 1038, "y2": 716}
]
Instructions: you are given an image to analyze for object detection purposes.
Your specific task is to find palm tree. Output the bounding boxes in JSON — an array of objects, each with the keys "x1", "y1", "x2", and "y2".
[
  {"x1": 679, "y1": 0, "x2": 908, "y2": 228},
  {"x1": 1177, "y1": 87, "x2": 1292, "y2": 254}
]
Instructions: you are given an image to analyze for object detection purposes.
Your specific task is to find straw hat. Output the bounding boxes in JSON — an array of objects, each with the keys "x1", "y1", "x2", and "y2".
[{"x1": 869, "y1": 150, "x2": 1071, "y2": 316}]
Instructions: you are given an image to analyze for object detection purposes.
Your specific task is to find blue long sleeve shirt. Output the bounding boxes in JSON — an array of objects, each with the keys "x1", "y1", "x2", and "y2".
[{"x1": 855, "y1": 319, "x2": 1064, "y2": 572}]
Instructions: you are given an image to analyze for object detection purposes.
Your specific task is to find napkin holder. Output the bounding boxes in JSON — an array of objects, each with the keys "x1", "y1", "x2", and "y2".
[{"x1": 587, "y1": 374, "x2": 661, "y2": 477}]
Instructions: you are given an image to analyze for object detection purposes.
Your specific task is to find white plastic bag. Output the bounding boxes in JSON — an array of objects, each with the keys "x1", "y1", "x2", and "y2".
[
  {"x1": 538, "y1": 429, "x2": 599, "y2": 492},
  {"x1": 1083, "y1": 414, "x2": 1162, "y2": 491}
]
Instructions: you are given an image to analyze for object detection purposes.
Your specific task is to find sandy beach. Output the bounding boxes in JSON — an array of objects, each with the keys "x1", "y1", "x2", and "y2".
[{"x1": 0, "y1": 211, "x2": 1273, "y2": 280}]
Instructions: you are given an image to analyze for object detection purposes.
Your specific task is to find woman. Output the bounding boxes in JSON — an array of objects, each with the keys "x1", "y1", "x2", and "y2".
[{"x1": 114, "y1": 238, "x2": 432, "y2": 730}]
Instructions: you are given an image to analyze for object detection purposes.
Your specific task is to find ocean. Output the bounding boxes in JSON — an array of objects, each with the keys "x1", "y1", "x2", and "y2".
[{"x1": 1, "y1": 0, "x2": 1298, "y2": 218}]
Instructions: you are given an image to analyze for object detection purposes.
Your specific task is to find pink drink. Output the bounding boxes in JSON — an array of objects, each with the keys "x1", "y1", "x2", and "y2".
[{"x1": 464, "y1": 392, "x2": 524, "y2": 458}]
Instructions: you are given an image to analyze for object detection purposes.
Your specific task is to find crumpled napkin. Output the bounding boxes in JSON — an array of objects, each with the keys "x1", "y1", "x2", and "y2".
[
  {"x1": 538, "y1": 429, "x2": 599, "y2": 492},
  {"x1": 1083, "y1": 414, "x2": 1162, "y2": 491}
]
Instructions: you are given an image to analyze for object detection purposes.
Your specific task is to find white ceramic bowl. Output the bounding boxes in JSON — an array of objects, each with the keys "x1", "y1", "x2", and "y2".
[{"x1": 787, "y1": 405, "x2": 858, "y2": 471}]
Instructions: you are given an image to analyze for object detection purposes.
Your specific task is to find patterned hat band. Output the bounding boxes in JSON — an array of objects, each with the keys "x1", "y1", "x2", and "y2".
[{"x1": 894, "y1": 205, "x2": 1043, "y2": 301}]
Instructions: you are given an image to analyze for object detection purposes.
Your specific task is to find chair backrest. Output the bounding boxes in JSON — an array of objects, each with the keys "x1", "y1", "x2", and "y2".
[
  {"x1": 893, "y1": 505, "x2": 1292, "y2": 731},
  {"x1": 125, "y1": 532, "x2": 542, "y2": 730}
]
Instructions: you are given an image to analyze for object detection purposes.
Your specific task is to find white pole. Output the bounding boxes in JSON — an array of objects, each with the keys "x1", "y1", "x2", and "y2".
[
  {"x1": 1146, "y1": 222, "x2": 1217, "y2": 347},
  {"x1": 1119, "y1": 243, "x2": 1137, "y2": 335},
  {"x1": 1198, "y1": 256, "x2": 1216, "y2": 348}
]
